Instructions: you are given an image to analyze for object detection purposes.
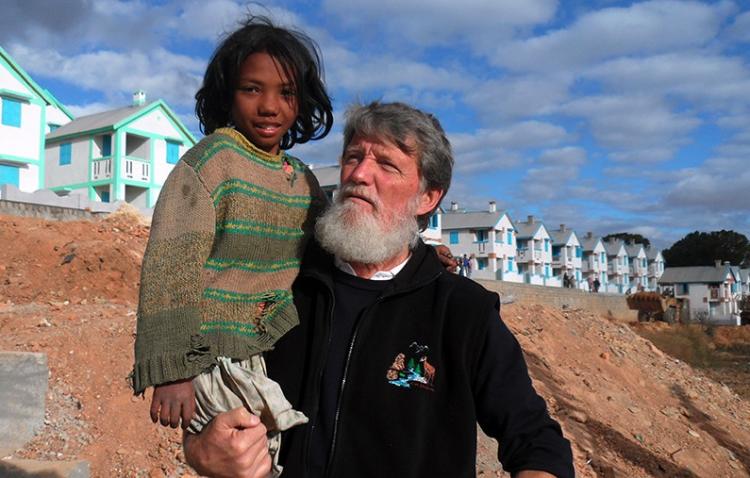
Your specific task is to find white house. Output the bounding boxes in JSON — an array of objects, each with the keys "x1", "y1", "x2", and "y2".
[
  {"x1": 44, "y1": 92, "x2": 195, "y2": 209},
  {"x1": 549, "y1": 224, "x2": 583, "y2": 289},
  {"x1": 310, "y1": 164, "x2": 339, "y2": 202},
  {"x1": 658, "y1": 261, "x2": 743, "y2": 325},
  {"x1": 514, "y1": 215, "x2": 554, "y2": 286},
  {"x1": 0, "y1": 46, "x2": 73, "y2": 191},
  {"x1": 645, "y1": 247, "x2": 665, "y2": 291},
  {"x1": 441, "y1": 201, "x2": 522, "y2": 281},
  {"x1": 581, "y1": 232, "x2": 608, "y2": 292},
  {"x1": 604, "y1": 239, "x2": 630, "y2": 293},
  {"x1": 625, "y1": 242, "x2": 649, "y2": 291}
]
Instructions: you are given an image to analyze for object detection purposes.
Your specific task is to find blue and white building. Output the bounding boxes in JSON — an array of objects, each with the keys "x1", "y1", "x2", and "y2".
[
  {"x1": 514, "y1": 215, "x2": 554, "y2": 286},
  {"x1": 0, "y1": 46, "x2": 73, "y2": 191},
  {"x1": 440, "y1": 201, "x2": 522, "y2": 281},
  {"x1": 549, "y1": 224, "x2": 583, "y2": 289},
  {"x1": 44, "y1": 91, "x2": 195, "y2": 208}
]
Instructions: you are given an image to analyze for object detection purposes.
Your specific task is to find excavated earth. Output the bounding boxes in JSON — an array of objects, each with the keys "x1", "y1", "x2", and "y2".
[{"x1": 1, "y1": 211, "x2": 750, "y2": 477}]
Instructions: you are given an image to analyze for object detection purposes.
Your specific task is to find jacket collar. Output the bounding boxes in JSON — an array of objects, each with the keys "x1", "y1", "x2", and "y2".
[{"x1": 299, "y1": 238, "x2": 444, "y2": 294}]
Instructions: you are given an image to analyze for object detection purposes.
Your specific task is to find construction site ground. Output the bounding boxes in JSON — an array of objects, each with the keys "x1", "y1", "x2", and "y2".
[{"x1": 1, "y1": 211, "x2": 750, "y2": 477}]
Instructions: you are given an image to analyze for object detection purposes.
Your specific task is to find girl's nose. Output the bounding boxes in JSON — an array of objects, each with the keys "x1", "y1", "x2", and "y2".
[{"x1": 258, "y1": 93, "x2": 279, "y2": 115}]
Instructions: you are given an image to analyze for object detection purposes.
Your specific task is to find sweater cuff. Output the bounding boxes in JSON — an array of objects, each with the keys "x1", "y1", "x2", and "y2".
[{"x1": 132, "y1": 334, "x2": 216, "y2": 394}]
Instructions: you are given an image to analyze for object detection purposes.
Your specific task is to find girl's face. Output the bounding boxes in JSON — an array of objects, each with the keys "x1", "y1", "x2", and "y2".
[{"x1": 231, "y1": 52, "x2": 298, "y2": 154}]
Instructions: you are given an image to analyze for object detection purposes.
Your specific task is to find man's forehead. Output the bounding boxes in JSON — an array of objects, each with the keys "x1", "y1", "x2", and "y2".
[{"x1": 345, "y1": 133, "x2": 416, "y2": 155}]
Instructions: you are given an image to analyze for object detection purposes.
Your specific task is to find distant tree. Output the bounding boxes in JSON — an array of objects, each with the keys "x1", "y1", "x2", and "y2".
[
  {"x1": 663, "y1": 230, "x2": 750, "y2": 267},
  {"x1": 602, "y1": 232, "x2": 651, "y2": 248}
]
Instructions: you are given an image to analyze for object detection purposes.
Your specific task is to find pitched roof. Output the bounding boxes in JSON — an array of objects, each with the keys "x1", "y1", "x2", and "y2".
[
  {"x1": 625, "y1": 243, "x2": 645, "y2": 257},
  {"x1": 46, "y1": 100, "x2": 196, "y2": 144},
  {"x1": 549, "y1": 228, "x2": 577, "y2": 245},
  {"x1": 514, "y1": 219, "x2": 545, "y2": 239},
  {"x1": 441, "y1": 210, "x2": 506, "y2": 229},
  {"x1": 0, "y1": 46, "x2": 73, "y2": 120},
  {"x1": 311, "y1": 165, "x2": 340, "y2": 189},
  {"x1": 46, "y1": 104, "x2": 149, "y2": 140},
  {"x1": 603, "y1": 239, "x2": 625, "y2": 256},
  {"x1": 581, "y1": 235, "x2": 603, "y2": 252},
  {"x1": 645, "y1": 247, "x2": 662, "y2": 261},
  {"x1": 658, "y1": 265, "x2": 734, "y2": 284}
]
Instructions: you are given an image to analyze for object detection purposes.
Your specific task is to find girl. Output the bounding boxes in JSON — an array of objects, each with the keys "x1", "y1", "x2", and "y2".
[{"x1": 132, "y1": 15, "x2": 333, "y2": 475}]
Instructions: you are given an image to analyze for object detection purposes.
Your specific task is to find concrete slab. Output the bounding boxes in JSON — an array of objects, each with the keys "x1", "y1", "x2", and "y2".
[
  {"x1": 0, "y1": 458, "x2": 90, "y2": 478},
  {"x1": 0, "y1": 352, "x2": 48, "y2": 452}
]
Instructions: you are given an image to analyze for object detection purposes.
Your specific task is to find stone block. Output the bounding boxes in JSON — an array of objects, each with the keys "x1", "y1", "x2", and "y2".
[
  {"x1": 0, "y1": 352, "x2": 48, "y2": 452},
  {"x1": 0, "y1": 458, "x2": 90, "y2": 478}
]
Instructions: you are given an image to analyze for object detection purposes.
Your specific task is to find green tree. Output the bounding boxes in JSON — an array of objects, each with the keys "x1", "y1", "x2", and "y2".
[
  {"x1": 663, "y1": 230, "x2": 750, "y2": 267},
  {"x1": 602, "y1": 232, "x2": 651, "y2": 248}
]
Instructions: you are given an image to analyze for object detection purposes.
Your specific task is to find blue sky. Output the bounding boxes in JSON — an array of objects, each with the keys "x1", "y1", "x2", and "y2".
[{"x1": 3, "y1": 0, "x2": 749, "y2": 248}]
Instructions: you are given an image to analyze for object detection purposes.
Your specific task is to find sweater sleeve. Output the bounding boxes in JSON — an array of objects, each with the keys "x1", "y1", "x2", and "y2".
[
  {"x1": 132, "y1": 161, "x2": 216, "y2": 394},
  {"x1": 473, "y1": 312, "x2": 575, "y2": 478}
]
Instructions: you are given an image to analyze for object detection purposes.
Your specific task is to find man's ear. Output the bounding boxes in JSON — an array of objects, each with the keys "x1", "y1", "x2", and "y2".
[{"x1": 416, "y1": 188, "x2": 443, "y2": 216}]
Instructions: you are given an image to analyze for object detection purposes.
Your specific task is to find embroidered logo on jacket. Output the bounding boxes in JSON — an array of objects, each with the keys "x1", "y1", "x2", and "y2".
[{"x1": 386, "y1": 341, "x2": 435, "y2": 391}]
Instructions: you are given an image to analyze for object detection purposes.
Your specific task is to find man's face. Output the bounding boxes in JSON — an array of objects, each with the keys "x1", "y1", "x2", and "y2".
[{"x1": 338, "y1": 134, "x2": 434, "y2": 226}]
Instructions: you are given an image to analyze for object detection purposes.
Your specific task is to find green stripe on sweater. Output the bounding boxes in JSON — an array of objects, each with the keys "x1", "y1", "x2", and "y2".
[
  {"x1": 203, "y1": 288, "x2": 292, "y2": 303},
  {"x1": 195, "y1": 140, "x2": 284, "y2": 172},
  {"x1": 217, "y1": 219, "x2": 304, "y2": 239},
  {"x1": 204, "y1": 257, "x2": 300, "y2": 272},
  {"x1": 212, "y1": 179, "x2": 311, "y2": 208},
  {"x1": 200, "y1": 321, "x2": 259, "y2": 336}
]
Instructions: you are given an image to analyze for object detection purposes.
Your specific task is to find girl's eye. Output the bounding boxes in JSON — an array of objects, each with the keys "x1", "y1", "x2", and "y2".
[
  {"x1": 239, "y1": 86, "x2": 260, "y2": 94},
  {"x1": 281, "y1": 88, "x2": 296, "y2": 97}
]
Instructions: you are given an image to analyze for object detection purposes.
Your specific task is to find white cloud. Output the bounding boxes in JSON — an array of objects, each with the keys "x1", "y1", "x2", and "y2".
[
  {"x1": 492, "y1": 0, "x2": 735, "y2": 72},
  {"x1": 464, "y1": 74, "x2": 573, "y2": 121},
  {"x1": 725, "y1": 10, "x2": 750, "y2": 43},
  {"x1": 521, "y1": 147, "x2": 586, "y2": 200},
  {"x1": 322, "y1": 0, "x2": 558, "y2": 50},
  {"x1": 9, "y1": 45, "x2": 204, "y2": 110}
]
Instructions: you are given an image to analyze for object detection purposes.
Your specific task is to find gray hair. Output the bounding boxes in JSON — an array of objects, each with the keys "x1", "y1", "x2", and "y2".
[{"x1": 341, "y1": 101, "x2": 453, "y2": 230}]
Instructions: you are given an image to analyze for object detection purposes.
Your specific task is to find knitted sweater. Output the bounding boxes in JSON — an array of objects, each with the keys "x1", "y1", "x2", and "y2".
[{"x1": 132, "y1": 128, "x2": 327, "y2": 394}]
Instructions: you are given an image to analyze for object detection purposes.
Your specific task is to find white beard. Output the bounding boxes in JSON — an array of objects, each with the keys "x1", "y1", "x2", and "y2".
[{"x1": 315, "y1": 187, "x2": 420, "y2": 265}]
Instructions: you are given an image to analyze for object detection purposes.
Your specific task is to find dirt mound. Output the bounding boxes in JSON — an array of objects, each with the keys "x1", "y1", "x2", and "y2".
[{"x1": 2, "y1": 213, "x2": 750, "y2": 477}]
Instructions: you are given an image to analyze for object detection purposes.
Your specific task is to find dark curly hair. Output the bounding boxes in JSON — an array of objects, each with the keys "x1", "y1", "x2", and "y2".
[{"x1": 195, "y1": 15, "x2": 333, "y2": 149}]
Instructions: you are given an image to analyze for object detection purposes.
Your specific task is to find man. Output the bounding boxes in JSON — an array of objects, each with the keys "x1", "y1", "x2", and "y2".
[{"x1": 184, "y1": 102, "x2": 574, "y2": 478}]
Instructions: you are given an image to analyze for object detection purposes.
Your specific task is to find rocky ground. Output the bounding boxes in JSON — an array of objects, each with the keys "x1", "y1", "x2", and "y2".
[{"x1": 1, "y1": 211, "x2": 750, "y2": 477}]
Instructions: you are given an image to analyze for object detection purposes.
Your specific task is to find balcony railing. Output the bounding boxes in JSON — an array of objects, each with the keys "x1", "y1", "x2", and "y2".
[
  {"x1": 123, "y1": 157, "x2": 150, "y2": 182},
  {"x1": 517, "y1": 249, "x2": 542, "y2": 263},
  {"x1": 91, "y1": 159, "x2": 112, "y2": 180}
]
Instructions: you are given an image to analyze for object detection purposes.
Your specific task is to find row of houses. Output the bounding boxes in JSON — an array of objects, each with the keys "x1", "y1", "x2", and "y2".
[{"x1": 0, "y1": 46, "x2": 195, "y2": 209}]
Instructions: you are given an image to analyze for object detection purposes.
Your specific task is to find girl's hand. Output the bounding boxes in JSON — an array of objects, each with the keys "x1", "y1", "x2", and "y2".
[{"x1": 150, "y1": 378, "x2": 196, "y2": 429}]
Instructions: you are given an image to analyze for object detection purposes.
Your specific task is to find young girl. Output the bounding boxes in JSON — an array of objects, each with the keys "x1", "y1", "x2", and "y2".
[{"x1": 132, "y1": 15, "x2": 333, "y2": 475}]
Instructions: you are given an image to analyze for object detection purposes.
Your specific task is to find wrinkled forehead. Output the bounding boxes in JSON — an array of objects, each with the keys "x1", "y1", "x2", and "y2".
[{"x1": 343, "y1": 132, "x2": 419, "y2": 160}]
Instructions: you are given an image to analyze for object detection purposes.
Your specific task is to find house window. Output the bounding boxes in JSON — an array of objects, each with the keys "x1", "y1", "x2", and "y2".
[
  {"x1": 449, "y1": 231, "x2": 459, "y2": 245},
  {"x1": 507, "y1": 230, "x2": 513, "y2": 244},
  {"x1": 545, "y1": 264, "x2": 551, "y2": 278},
  {"x1": 102, "y1": 135, "x2": 112, "y2": 157},
  {"x1": 0, "y1": 164, "x2": 20, "y2": 187},
  {"x1": 600, "y1": 252, "x2": 605, "y2": 263},
  {"x1": 475, "y1": 230, "x2": 487, "y2": 243},
  {"x1": 429, "y1": 214, "x2": 438, "y2": 229},
  {"x1": 544, "y1": 238, "x2": 549, "y2": 252},
  {"x1": 678, "y1": 283, "x2": 689, "y2": 295},
  {"x1": 1, "y1": 97, "x2": 22, "y2": 127},
  {"x1": 167, "y1": 140, "x2": 180, "y2": 164},
  {"x1": 101, "y1": 191, "x2": 110, "y2": 203},
  {"x1": 576, "y1": 246, "x2": 582, "y2": 258},
  {"x1": 60, "y1": 143, "x2": 72, "y2": 165},
  {"x1": 552, "y1": 246, "x2": 561, "y2": 258},
  {"x1": 642, "y1": 258, "x2": 647, "y2": 268},
  {"x1": 507, "y1": 257, "x2": 514, "y2": 272},
  {"x1": 496, "y1": 231, "x2": 503, "y2": 243},
  {"x1": 478, "y1": 258, "x2": 487, "y2": 270}
]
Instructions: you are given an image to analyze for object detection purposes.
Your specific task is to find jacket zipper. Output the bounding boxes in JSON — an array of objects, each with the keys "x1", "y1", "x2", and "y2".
[
  {"x1": 303, "y1": 284, "x2": 336, "y2": 474},
  {"x1": 324, "y1": 296, "x2": 382, "y2": 477}
]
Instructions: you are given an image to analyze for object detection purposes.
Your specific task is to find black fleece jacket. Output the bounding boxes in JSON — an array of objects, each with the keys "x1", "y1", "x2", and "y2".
[{"x1": 266, "y1": 240, "x2": 574, "y2": 478}]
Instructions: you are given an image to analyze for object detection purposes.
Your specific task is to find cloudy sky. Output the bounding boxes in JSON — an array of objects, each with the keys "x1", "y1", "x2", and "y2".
[{"x1": 3, "y1": 0, "x2": 749, "y2": 248}]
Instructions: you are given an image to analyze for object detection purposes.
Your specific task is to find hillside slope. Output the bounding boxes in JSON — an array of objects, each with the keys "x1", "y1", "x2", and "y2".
[{"x1": 1, "y1": 213, "x2": 749, "y2": 477}]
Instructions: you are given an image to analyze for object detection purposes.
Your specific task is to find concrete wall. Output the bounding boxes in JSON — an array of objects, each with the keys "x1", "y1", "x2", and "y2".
[
  {"x1": 476, "y1": 279, "x2": 637, "y2": 323},
  {"x1": 0, "y1": 184, "x2": 152, "y2": 220},
  {"x1": 45, "y1": 137, "x2": 89, "y2": 188}
]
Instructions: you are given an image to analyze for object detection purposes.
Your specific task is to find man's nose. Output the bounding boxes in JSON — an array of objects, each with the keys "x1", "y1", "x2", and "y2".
[{"x1": 347, "y1": 157, "x2": 376, "y2": 185}]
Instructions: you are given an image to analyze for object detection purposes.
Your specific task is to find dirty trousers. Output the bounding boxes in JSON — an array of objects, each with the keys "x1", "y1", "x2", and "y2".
[{"x1": 188, "y1": 355, "x2": 308, "y2": 477}]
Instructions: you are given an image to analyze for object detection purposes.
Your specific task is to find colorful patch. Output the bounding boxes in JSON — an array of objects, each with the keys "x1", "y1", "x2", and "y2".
[{"x1": 386, "y1": 341, "x2": 436, "y2": 391}]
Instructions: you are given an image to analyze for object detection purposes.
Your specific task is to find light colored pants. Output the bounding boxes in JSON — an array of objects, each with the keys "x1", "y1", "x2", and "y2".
[{"x1": 189, "y1": 355, "x2": 308, "y2": 477}]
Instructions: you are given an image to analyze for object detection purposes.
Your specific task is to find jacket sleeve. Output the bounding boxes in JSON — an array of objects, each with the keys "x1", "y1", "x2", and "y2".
[
  {"x1": 473, "y1": 312, "x2": 575, "y2": 478},
  {"x1": 132, "y1": 161, "x2": 216, "y2": 394}
]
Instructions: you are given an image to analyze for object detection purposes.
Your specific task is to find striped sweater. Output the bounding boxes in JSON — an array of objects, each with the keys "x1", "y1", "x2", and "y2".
[{"x1": 132, "y1": 128, "x2": 327, "y2": 394}]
